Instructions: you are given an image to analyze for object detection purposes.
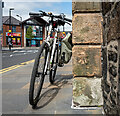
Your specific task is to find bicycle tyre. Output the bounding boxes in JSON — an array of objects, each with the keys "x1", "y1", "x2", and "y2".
[
  {"x1": 49, "y1": 46, "x2": 58, "y2": 84},
  {"x1": 29, "y1": 41, "x2": 48, "y2": 107}
]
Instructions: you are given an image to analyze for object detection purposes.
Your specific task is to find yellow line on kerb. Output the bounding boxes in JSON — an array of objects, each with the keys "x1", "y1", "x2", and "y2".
[{"x1": 0, "y1": 59, "x2": 35, "y2": 74}]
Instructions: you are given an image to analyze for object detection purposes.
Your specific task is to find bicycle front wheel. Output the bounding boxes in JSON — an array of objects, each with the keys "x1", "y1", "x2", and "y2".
[
  {"x1": 49, "y1": 46, "x2": 58, "y2": 84},
  {"x1": 29, "y1": 41, "x2": 48, "y2": 107}
]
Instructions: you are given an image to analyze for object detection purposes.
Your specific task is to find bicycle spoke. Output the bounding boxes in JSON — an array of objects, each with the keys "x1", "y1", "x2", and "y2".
[{"x1": 29, "y1": 42, "x2": 48, "y2": 106}]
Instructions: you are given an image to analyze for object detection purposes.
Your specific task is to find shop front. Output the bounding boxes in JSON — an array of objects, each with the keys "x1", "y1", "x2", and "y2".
[
  {"x1": 26, "y1": 37, "x2": 43, "y2": 47},
  {"x1": 6, "y1": 32, "x2": 21, "y2": 46},
  {"x1": 26, "y1": 25, "x2": 44, "y2": 47},
  {"x1": 22, "y1": 16, "x2": 47, "y2": 47}
]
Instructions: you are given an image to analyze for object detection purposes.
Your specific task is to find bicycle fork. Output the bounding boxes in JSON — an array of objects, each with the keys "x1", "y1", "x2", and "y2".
[
  {"x1": 43, "y1": 26, "x2": 58, "y2": 75},
  {"x1": 43, "y1": 25, "x2": 52, "y2": 75},
  {"x1": 50, "y1": 37, "x2": 57, "y2": 64},
  {"x1": 43, "y1": 38, "x2": 57, "y2": 75},
  {"x1": 43, "y1": 51, "x2": 50, "y2": 75}
]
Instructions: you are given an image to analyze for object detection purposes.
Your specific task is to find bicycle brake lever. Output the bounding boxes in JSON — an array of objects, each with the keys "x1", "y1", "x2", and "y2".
[
  {"x1": 39, "y1": 10, "x2": 44, "y2": 13},
  {"x1": 39, "y1": 10, "x2": 47, "y2": 15},
  {"x1": 60, "y1": 13, "x2": 66, "y2": 19}
]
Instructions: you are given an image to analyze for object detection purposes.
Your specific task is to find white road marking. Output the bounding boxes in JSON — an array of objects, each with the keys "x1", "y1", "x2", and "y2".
[
  {"x1": 13, "y1": 50, "x2": 38, "y2": 53},
  {"x1": 2, "y1": 49, "x2": 38, "y2": 58},
  {"x1": 13, "y1": 50, "x2": 26, "y2": 53}
]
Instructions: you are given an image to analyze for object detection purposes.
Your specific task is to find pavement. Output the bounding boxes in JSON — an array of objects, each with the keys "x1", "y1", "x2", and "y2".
[{"x1": 2, "y1": 59, "x2": 103, "y2": 114}]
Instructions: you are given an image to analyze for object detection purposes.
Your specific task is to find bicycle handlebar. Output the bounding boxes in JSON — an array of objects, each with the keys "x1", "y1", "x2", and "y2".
[
  {"x1": 29, "y1": 11, "x2": 72, "y2": 23},
  {"x1": 53, "y1": 15, "x2": 72, "y2": 22},
  {"x1": 63, "y1": 17, "x2": 72, "y2": 23},
  {"x1": 29, "y1": 12, "x2": 41, "y2": 16}
]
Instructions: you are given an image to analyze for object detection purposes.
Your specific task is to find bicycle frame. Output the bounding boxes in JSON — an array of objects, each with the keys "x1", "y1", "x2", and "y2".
[{"x1": 43, "y1": 24, "x2": 60, "y2": 75}]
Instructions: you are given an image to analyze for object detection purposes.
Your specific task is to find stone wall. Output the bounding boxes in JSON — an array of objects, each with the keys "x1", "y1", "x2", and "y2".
[
  {"x1": 101, "y1": 2, "x2": 120, "y2": 115},
  {"x1": 72, "y1": 2, "x2": 103, "y2": 107}
]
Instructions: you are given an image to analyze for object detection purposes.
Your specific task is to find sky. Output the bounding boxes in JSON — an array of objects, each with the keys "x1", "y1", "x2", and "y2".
[{"x1": 2, "y1": 1, "x2": 72, "y2": 31}]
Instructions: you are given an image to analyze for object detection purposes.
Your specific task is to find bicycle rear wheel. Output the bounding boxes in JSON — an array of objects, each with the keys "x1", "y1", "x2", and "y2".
[
  {"x1": 29, "y1": 41, "x2": 48, "y2": 107},
  {"x1": 49, "y1": 46, "x2": 58, "y2": 84}
]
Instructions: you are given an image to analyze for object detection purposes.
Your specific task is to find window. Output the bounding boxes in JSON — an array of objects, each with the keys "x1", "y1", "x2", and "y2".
[
  {"x1": 40, "y1": 31, "x2": 43, "y2": 38},
  {"x1": 12, "y1": 26, "x2": 16, "y2": 32},
  {"x1": 39, "y1": 26, "x2": 43, "y2": 31},
  {"x1": 35, "y1": 26, "x2": 43, "y2": 38},
  {"x1": 39, "y1": 26, "x2": 43, "y2": 38}
]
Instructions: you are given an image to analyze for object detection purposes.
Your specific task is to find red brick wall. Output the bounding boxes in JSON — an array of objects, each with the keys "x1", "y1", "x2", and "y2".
[{"x1": 2, "y1": 24, "x2": 24, "y2": 47}]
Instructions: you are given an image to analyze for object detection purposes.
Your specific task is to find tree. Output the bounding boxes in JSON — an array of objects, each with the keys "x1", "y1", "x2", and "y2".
[{"x1": 26, "y1": 26, "x2": 34, "y2": 47}]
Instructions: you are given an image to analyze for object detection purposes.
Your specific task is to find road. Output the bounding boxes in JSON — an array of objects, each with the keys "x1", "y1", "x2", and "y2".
[{"x1": 2, "y1": 49, "x2": 38, "y2": 69}]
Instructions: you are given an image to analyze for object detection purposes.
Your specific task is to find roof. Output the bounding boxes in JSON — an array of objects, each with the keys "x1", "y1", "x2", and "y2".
[
  {"x1": 2, "y1": 16, "x2": 48, "y2": 26},
  {"x1": 22, "y1": 16, "x2": 48, "y2": 26},
  {"x1": 2, "y1": 16, "x2": 21, "y2": 25}
]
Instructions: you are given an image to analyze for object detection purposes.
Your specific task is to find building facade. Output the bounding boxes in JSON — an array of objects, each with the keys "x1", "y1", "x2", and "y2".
[
  {"x1": 2, "y1": 16, "x2": 47, "y2": 47},
  {"x1": 2, "y1": 16, "x2": 23, "y2": 47},
  {"x1": 25, "y1": 25, "x2": 45, "y2": 47},
  {"x1": 22, "y1": 16, "x2": 47, "y2": 47}
]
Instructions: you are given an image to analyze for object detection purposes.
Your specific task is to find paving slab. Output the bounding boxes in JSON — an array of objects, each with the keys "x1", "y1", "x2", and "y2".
[{"x1": 2, "y1": 60, "x2": 103, "y2": 114}]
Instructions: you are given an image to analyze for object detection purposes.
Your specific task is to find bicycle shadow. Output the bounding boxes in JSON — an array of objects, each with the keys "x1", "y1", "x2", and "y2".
[{"x1": 35, "y1": 74, "x2": 73, "y2": 109}]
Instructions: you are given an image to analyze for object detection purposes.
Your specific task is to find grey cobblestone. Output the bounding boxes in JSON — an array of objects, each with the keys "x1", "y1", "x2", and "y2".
[{"x1": 102, "y1": 2, "x2": 120, "y2": 115}]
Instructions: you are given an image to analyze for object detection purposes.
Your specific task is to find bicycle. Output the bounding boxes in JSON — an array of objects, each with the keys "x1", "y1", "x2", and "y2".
[{"x1": 28, "y1": 10, "x2": 72, "y2": 108}]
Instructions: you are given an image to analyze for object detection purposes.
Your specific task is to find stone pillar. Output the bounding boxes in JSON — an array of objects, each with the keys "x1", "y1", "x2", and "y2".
[{"x1": 72, "y1": 2, "x2": 103, "y2": 107}]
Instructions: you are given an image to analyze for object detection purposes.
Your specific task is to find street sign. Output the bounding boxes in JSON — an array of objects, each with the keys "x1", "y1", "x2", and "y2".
[{"x1": 6, "y1": 32, "x2": 21, "y2": 37}]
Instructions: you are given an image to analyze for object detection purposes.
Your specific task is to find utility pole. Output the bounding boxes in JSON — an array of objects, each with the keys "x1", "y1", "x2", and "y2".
[
  {"x1": 8, "y1": 8, "x2": 14, "y2": 50},
  {"x1": 9, "y1": 8, "x2": 14, "y2": 31},
  {"x1": 16, "y1": 15, "x2": 22, "y2": 47}
]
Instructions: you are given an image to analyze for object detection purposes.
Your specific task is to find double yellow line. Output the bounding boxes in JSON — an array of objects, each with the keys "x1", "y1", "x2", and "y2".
[{"x1": 0, "y1": 59, "x2": 35, "y2": 74}]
